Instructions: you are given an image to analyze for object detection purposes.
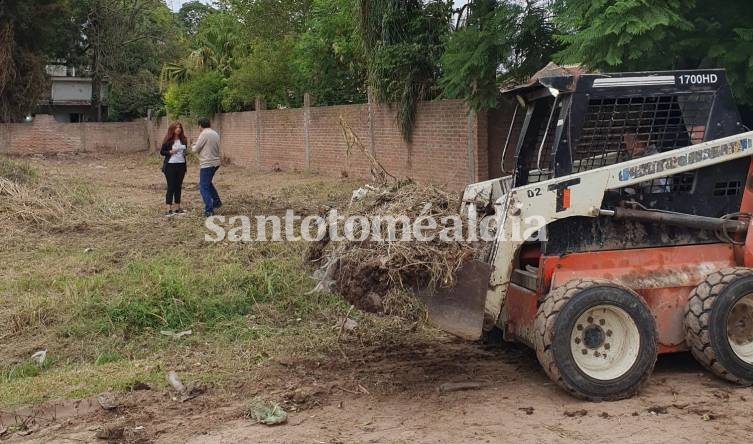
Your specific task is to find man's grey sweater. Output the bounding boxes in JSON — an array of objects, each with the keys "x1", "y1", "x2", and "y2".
[{"x1": 191, "y1": 128, "x2": 221, "y2": 168}]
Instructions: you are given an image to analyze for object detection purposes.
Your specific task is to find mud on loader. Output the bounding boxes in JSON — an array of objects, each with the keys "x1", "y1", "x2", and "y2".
[{"x1": 429, "y1": 68, "x2": 753, "y2": 400}]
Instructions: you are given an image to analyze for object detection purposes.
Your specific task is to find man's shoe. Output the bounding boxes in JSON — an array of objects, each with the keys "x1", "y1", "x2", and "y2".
[
  {"x1": 204, "y1": 211, "x2": 214, "y2": 217},
  {"x1": 213, "y1": 200, "x2": 222, "y2": 209}
]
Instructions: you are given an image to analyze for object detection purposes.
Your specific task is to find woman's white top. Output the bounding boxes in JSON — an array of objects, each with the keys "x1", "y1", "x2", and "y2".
[{"x1": 169, "y1": 139, "x2": 187, "y2": 163}]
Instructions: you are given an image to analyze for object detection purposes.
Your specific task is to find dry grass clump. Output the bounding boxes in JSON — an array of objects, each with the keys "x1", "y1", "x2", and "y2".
[{"x1": 0, "y1": 159, "x2": 126, "y2": 230}]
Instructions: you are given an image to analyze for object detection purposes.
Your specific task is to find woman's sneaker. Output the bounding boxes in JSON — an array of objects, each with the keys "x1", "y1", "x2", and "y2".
[
  {"x1": 173, "y1": 208, "x2": 186, "y2": 215},
  {"x1": 164, "y1": 210, "x2": 174, "y2": 218}
]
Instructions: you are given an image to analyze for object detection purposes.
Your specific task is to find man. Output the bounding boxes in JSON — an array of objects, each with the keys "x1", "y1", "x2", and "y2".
[
  {"x1": 622, "y1": 128, "x2": 658, "y2": 160},
  {"x1": 192, "y1": 117, "x2": 223, "y2": 216},
  {"x1": 621, "y1": 127, "x2": 668, "y2": 195}
]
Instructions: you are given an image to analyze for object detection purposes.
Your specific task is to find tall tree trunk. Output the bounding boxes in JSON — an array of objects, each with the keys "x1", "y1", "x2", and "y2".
[{"x1": 89, "y1": 6, "x2": 102, "y2": 122}]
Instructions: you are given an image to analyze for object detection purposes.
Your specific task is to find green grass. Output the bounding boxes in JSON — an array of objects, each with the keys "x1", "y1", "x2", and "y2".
[
  {"x1": 0, "y1": 154, "x2": 429, "y2": 409},
  {"x1": 2, "y1": 362, "x2": 45, "y2": 384},
  {"x1": 0, "y1": 158, "x2": 37, "y2": 183},
  {"x1": 95, "y1": 351, "x2": 124, "y2": 366},
  {"x1": 0, "y1": 360, "x2": 165, "y2": 406},
  {"x1": 62, "y1": 253, "x2": 336, "y2": 337}
]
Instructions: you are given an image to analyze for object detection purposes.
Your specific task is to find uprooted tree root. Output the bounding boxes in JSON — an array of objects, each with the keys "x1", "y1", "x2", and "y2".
[{"x1": 306, "y1": 180, "x2": 482, "y2": 315}]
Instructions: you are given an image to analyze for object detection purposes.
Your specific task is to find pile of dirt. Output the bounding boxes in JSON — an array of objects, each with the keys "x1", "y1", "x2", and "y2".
[{"x1": 306, "y1": 180, "x2": 482, "y2": 314}]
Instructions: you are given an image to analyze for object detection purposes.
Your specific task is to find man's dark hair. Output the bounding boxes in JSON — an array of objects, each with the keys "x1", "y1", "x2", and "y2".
[{"x1": 198, "y1": 117, "x2": 211, "y2": 128}]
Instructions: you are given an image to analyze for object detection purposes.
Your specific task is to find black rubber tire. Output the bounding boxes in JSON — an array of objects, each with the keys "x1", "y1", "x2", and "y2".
[
  {"x1": 534, "y1": 279, "x2": 657, "y2": 401},
  {"x1": 684, "y1": 267, "x2": 753, "y2": 385}
]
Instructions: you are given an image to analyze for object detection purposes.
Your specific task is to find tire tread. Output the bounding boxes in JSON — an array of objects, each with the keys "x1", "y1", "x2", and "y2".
[
  {"x1": 684, "y1": 267, "x2": 753, "y2": 385},
  {"x1": 534, "y1": 279, "x2": 655, "y2": 401}
]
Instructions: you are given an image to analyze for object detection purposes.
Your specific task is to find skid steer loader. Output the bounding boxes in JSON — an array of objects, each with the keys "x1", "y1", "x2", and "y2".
[{"x1": 430, "y1": 68, "x2": 753, "y2": 400}]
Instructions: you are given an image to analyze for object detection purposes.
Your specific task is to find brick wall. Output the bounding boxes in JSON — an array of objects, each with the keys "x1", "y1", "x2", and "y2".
[
  {"x1": 487, "y1": 98, "x2": 521, "y2": 178},
  {"x1": 3, "y1": 100, "x2": 494, "y2": 191},
  {"x1": 0, "y1": 115, "x2": 147, "y2": 155},
  {"x1": 151, "y1": 99, "x2": 484, "y2": 190}
]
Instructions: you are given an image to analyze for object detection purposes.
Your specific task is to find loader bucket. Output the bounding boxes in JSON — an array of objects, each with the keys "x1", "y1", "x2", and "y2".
[{"x1": 417, "y1": 259, "x2": 492, "y2": 341}]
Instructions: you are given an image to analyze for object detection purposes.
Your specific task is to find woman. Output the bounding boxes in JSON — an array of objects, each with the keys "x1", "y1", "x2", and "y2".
[{"x1": 160, "y1": 122, "x2": 188, "y2": 217}]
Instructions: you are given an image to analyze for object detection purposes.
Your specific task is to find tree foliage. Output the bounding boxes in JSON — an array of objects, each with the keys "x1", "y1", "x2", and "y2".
[
  {"x1": 555, "y1": 0, "x2": 753, "y2": 106},
  {"x1": 555, "y1": 0, "x2": 692, "y2": 69},
  {"x1": 357, "y1": 0, "x2": 452, "y2": 140},
  {"x1": 292, "y1": 0, "x2": 367, "y2": 106},
  {"x1": 218, "y1": 0, "x2": 313, "y2": 40},
  {"x1": 164, "y1": 70, "x2": 225, "y2": 118},
  {"x1": 0, "y1": 0, "x2": 74, "y2": 122},
  {"x1": 178, "y1": 0, "x2": 217, "y2": 36},
  {"x1": 439, "y1": 1, "x2": 560, "y2": 112},
  {"x1": 439, "y1": 0, "x2": 518, "y2": 112},
  {"x1": 7, "y1": 0, "x2": 753, "y2": 127},
  {"x1": 69, "y1": 0, "x2": 185, "y2": 120},
  {"x1": 224, "y1": 38, "x2": 298, "y2": 111}
]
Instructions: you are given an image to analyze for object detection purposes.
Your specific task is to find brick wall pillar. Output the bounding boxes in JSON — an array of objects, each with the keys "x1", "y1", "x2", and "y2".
[
  {"x1": 303, "y1": 93, "x2": 312, "y2": 171},
  {"x1": 255, "y1": 97, "x2": 264, "y2": 166}
]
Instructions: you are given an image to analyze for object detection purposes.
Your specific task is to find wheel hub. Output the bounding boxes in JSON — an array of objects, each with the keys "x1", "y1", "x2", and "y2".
[
  {"x1": 570, "y1": 304, "x2": 640, "y2": 381},
  {"x1": 727, "y1": 293, "x2": 753, "y2": 364},
  {"x1": 583, "y1": 325, "x2": 606, "y2": 349}
]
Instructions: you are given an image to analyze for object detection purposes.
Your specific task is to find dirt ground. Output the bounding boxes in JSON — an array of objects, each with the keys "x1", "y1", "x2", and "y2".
[
  {"x1": 2, "y1": 153, "x2": 753, "y2": 443},
  {"x1": 6, "y1": 340, "x2": 753, "y2": 443}
]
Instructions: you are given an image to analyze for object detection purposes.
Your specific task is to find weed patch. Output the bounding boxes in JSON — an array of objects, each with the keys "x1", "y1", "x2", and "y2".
[{"x1": 0, "y1": 158, "x2": 37, "y2": 183}]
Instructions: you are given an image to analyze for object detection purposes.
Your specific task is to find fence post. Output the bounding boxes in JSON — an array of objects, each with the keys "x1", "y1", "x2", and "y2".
[
  {"x1": 255, "y1": 97, "x2": 263, "y2": 167},
  {"x1": 304, "y1": 92, "x2": 312, "y2": 171},
  {"x1": 367, "y1": 90, "x2": 376, "y2": 156}
]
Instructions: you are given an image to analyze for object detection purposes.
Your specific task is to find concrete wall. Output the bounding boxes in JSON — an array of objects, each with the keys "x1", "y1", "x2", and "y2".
[{"x1": 52, "y1": 80, "x2": 92, "y2": 103}]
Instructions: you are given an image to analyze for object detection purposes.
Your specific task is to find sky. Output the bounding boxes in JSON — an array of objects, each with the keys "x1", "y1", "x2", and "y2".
[
  {"x1": 167, "y1": 0, "x2": 470, "y2": 12},
  {"x1": 166, "y1": 0, "x2": 213, "y2": 12}
]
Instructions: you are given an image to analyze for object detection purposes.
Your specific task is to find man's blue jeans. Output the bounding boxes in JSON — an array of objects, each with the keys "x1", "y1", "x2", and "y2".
[{"x1": 199, "y1": 166, "x2": 221, "y2": 214}]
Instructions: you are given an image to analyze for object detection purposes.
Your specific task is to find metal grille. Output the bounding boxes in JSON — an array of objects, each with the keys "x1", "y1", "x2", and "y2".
[
  {"x1": 713, "y1": 180, "x2": 743, "y2": 197},
  {"x1": 573, "y1": 93, "x2": 715, "y2": 195}
]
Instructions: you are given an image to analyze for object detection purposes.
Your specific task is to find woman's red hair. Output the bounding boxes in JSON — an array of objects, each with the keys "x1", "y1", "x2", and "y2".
[{"x1": 163, "y1": 122, "x2": 188, "y2": 146}]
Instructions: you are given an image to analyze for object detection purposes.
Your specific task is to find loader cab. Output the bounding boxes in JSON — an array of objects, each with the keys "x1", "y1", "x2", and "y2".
[{"x1": 497, "y1": 69, "x2": 750, "y2": 255}]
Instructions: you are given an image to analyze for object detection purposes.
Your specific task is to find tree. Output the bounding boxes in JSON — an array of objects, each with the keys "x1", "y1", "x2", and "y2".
[
  {"x1": 0, "y1": 0, "x2": 75, "y2": 122},
  {"x1": 439, "y1": 0, "x2": 519, "y2": 111},
  {"x1": 224, "y1": 38, "x2": 298, "y2": 110},
  {"x1": 292, "y1": 0, "x2": 367, "y2": 106},
  {"x1": 178, "y1": 0, "x2": 216, "y2": 36},
  {"x1": 357, "y1": 0, "x2": 453, "y2": 140},
  {"x1": 188, "y1": 71, "x2": 226, "y2": 116},
  {"x1": 554, "y1": 0, "x2": 753, "y2": 107},
  {"x1": 218, "y1": 0, "x2": 312, "y2": 41},
  {"x1": 161, "y1": 12, "x2": 245, "y2": 87},
  {"x1": 163, "y1": 81, "x2": 192, "y2": 117},
  {"x1": 555, "y1": 0, "x2": 691, "y2": 70},
  {"x1": 506, "y1": 2, "x2": 560, "y2": 82},
  {"x1": 440, "y1": 0, "x2": 561, "y2": 112},
  {"x1": 163, "y1": 70, "x2": 224, "y2": 118},
  {"x1": 72, "y1": 0, "x2": 184, "y2": 121},
  {"x1": 108, "y1": 70, "x2": 162, "y2": 120}
]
